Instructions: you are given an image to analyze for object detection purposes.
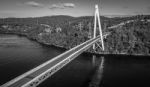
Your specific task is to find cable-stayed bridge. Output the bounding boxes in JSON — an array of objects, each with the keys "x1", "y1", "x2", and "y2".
[{"x1": 1, "y1": 5, "x2": 110, "y2": 87}]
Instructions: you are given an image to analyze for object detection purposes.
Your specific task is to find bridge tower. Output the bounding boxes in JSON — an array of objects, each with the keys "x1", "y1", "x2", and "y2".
[{"x1": 93, "y1": 4, "x2": 105, "y2": 51}]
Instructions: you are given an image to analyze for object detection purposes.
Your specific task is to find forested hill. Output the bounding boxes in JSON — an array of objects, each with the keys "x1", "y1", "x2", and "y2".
[
  {"x1": 0, "y1": 15, "x2": 110, "y2": 27},
  {"x1": 0, "y1": 15, "x2": 150, "y2": 55}
]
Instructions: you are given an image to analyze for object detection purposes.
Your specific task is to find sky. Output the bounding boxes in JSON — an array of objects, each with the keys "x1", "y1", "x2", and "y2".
[{"x1": 0, "y1": 0, "x2": 150, "y2": 18}]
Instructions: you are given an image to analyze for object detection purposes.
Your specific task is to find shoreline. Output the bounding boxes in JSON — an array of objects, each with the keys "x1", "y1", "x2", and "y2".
[{"x1": 1, "y1": 33, "x2": 149, "y2": 56}]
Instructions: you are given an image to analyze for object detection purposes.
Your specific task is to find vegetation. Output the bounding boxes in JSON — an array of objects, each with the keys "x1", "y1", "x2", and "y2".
[{"x1": 0, "y1": 15, "x2": 150, "y2": 55}]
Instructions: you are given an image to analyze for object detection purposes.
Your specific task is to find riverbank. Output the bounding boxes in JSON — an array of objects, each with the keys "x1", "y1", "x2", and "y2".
[
  {"x1": 32, "y1": 36, "x2": 150, "y2": 56},
  {"x1": 2, "y1": 33, "x2": 149, "y2": 56},
  {"x1": 32, "y1": 41, "x2": 150, "y2": 56}
]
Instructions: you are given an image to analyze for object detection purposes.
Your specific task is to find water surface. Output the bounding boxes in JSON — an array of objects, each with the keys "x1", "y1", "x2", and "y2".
[{"x1": 0, "y1": 34, "x2": 150, "y2": 87}]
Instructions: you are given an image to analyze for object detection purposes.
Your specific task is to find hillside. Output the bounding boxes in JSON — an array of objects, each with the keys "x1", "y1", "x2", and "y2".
[{"x1": 0, "y1": 15, "x2": 150, "y2": 55}]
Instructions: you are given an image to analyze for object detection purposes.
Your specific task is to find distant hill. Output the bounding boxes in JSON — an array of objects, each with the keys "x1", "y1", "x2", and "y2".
[
  {"x1": 0, "y1": 15, "x2": 110, "y2": 28},
  {"x1": 0, "y1": 14, "x2": 150, "y2": 28}
]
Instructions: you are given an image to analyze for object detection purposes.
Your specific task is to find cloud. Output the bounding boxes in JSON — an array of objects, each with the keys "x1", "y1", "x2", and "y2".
[
  {"x1": 49, "y1": 3, "x2": 75, "y2": 10},
  {"x1": 24, "y1": 1, "x2": 43, "y2": 7},
  {"x1": 63, "y1": 3, "x2": 75, "y2": 8},
  {"x1": 49, "y1": 4, "x2": 64, "y2": 9}
]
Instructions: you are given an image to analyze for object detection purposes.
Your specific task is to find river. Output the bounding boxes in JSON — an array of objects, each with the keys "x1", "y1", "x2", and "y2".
[{"x1": 0, "y1": 34, "x2": 150, "y2": 87}]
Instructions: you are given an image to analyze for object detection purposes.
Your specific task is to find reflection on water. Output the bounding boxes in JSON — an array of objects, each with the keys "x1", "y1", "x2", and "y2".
[
  {"x1": 91, "y1": 55, "x2": 150, "y2": 87},
  {"x1": 89, "y1": 55, "x2": 104, "y2": 87},
  {"x1": 92, "y1": 55, "x2": 96, "y2": 67}
]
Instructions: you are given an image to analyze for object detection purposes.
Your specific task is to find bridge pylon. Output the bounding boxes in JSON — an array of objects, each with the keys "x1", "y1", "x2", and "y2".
[{"x1": 93, "y1": 4, "x2": 105, "y2": 51}]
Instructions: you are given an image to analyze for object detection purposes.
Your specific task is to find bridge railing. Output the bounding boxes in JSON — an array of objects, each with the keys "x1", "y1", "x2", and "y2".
[{"x1": 22, "y1": 36, "x2": 102, "y2": 87}]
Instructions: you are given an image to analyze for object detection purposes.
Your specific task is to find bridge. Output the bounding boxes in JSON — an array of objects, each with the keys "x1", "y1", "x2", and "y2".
[{"x1": 1, "y1": 5, "x2": 110, "y2": 87}]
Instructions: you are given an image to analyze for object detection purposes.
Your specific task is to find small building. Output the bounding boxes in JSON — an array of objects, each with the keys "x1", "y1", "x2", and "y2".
[{"x1": 41, "y1": 24, "x2": 52, "y2": 34}]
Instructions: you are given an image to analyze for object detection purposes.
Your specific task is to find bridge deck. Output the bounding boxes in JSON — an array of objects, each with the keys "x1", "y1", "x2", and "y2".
[{"x1": 1, "y1": 35, "x2": 104, "y2": 87}]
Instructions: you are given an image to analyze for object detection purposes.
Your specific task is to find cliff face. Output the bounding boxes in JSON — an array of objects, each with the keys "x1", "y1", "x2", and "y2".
[{"x1": 0, "y1": 15, "x2": 150, "y2": 55}]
